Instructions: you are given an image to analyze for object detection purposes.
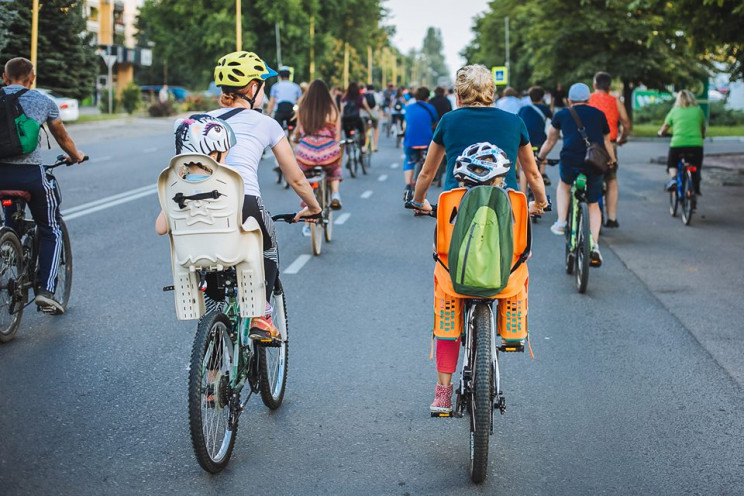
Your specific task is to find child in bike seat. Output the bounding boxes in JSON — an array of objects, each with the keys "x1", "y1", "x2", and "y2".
[{"x1": 155, "y1": 114, "x2": 234, "y2": 234}]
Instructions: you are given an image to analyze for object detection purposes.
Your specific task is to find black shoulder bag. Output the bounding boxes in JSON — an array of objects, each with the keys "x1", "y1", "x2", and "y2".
[{"x1": 567, "y1": 106, "x2": 610, "y2": 175}]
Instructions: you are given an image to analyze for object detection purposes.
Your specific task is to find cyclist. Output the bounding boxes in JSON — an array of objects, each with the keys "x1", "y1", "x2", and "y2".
[
  {"x1": 657, "y1": 89, "x2": 705, "y2": 196},
  {"x1": 589, "y1": 71, "x2": 631, "y2": 228},
  {"x1": 340, "y1": 82, "x2": 372, "y2": 151},
  {"x1": 390, "y1": 88, "x2": 406, "y2": 136},
  {"x1": 428, "y1": 86, "x2": 453, "y2": 120},
  {"x1": 266, "y1": 65, "x2": 302, "y2": 131},
  {"x1": 0, "y1": 57, "x2": 86, "y2": 313},
  {"x1": 517, "y1": 86, "x2": 552, "y2": 189},
  {"x1": 210, "y1": 51, "x2": 321, "y2": 340},
  {"x1": 537, "y1": 82, "x2": 616, "y2": 266},
  {"x1": 293, "y1": 79, "x2": 344, "y2": 209},
  {"x1": 403, "y1": 87, "x2": 438, "y2": 201},
  {"x1": 363, "y1": 84, "x2": 381, "y2": 152}
]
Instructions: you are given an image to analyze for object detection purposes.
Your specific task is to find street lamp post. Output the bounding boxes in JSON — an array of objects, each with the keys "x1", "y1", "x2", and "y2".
[
  {"x1": 31, "y1": 0, "x2": 40, "y2": 88},
  {"x1": 236, "y1": 0, "x2": 242, "y2": 51}
]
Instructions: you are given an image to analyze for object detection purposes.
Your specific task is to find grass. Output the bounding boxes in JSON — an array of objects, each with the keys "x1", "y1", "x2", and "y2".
[{"x1": 633, "y1": 123, "x2": 744, "y2": 138}]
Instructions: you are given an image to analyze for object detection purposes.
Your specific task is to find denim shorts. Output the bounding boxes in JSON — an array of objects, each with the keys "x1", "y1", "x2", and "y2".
[
  {"x1": 559, "y1": 163, "x2": 603, "y2": 203},
  {"x1": 404, "y1": 147, "x2": 426, "y2": 171}
]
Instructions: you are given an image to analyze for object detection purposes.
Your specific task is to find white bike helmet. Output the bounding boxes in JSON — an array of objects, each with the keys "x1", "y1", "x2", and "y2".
[
  {"x1": 174, "y1": 114, "x2": 236, "y2": 157},
  {"x1": 453, "y1": 142, "x2": 511, "y2": 186}
]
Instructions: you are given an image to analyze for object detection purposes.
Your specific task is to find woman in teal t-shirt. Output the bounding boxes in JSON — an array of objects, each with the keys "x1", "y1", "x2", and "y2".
[{"x1": 658, "y1": 90, "x2": 706, "y2": 194}]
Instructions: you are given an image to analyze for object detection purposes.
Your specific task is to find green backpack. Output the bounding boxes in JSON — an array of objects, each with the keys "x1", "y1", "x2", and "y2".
[{"x1": 448, "y1": 186, "x2": 514, "y2": 298}]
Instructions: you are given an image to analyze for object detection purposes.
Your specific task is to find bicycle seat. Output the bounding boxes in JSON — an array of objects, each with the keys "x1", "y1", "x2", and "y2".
[
  {"x1": 158, "y1": 153, "x2": 266, "y2": 321},
  {"x1": 0, "y1": 190, "x2": 31, "y2": 202}
]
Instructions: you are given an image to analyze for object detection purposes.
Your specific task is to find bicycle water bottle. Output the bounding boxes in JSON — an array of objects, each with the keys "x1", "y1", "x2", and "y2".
[{"x1": 576, "y1": 174, "x2": 587, "y2": 190}]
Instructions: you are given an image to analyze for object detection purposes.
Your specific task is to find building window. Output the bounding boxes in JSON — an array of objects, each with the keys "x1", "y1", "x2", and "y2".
[{"x1": 89, "y1": 6, "x2": 98, "y2": 21}]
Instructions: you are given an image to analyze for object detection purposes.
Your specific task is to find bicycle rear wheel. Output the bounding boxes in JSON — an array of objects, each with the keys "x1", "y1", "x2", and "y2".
[
  {"x1": 189, "y1": 311, "x2": 238, "y2": 473},
  {"x1": 310, "y1": 184, "x2": 324, "y2": 255},
  {"x1": 469, "y1": 303, "x2": 493, "y2": 484},
  {"x1": 576, "y1": 202, "x2": 590, "y2": 294},
  {"x1": 681, "y1": 170, "x2": 694, "y2": 225},
  {"x1": 324, "y1": 187, "x2": 333, "y2": 243},
  {"x1": 259, "y1": 280, "x2": 289, "y2": 409},
  {"x1": 346, "y1": 144, "x2": 357, "y2": 179},
  {"x1": 0, "y1": 229, "x2": 23, "y2": 343}
]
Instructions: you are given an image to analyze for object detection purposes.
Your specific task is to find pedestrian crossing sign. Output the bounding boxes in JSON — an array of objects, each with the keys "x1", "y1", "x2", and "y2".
[{"x1": 492, "y1": 66, "x2": 508, "y2": 86}]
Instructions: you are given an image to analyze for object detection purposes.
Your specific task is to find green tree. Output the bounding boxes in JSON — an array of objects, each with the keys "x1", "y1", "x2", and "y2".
[
  {"x1": 0, "y1": 0, "x2": 98, "y2": 100},
  {"x1": 419, "y1": 27, "x2": 449, "y2": 87}
]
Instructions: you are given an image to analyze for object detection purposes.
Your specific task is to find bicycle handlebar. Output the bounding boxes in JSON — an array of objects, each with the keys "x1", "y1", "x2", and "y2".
[
  {"x1": 271, "y1": 212, "x2": 323, "y2": 224},
  {"x1": 46, "y1": 154, "x2": 90, "y2": 169},
  {"x1": 535, "y1": 154, "x2": 559, "y2": 166}
]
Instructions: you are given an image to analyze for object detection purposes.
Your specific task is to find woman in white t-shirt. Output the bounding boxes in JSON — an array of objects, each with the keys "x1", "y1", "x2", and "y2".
[{"x1": 210, "y1": 51, "x2": 321, "y2": 341}]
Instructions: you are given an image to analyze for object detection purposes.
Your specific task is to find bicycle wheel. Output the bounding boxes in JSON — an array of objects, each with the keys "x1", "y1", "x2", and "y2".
[
  {"x1": 189, "y1": 311, "x2": 238, "y2": 473},
  {"x1": 346, "y1": 144, "x2": 357, "y2": 179},
  {"x1": 669, "y1": 187, "x2": 679, "y2": 217},
  {"x1": 324, "y1": 187, "x2": 333, "y2": 243},
  {"x1": 565, "y1": 198, "x2": 575, "y2": 275},
  {"x1": 575, "y1": 202, "x2": 590, "y2": 294},
  {"x1": 681, "y1": 170, "x2": 694, "y2": 225},
  {"x1": 469, "y1": 303, "x2": 493, "y2": 484},
  {"x1": 259, "y1": 279, "x2": 289, "y2": 409},
  {"x1": 361, "y1": 146, "x2": 370, "y2": 175},
  {"x1": 48, "y1": 220, "x2": 72, "y2": 314},
  {"x1": 0, "y1": 230, "x2": 23, "y2": 343}
]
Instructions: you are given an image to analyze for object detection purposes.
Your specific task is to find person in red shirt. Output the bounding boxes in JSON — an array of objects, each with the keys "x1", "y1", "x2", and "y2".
[{"x1": 589, "y1": 72, "x2": 630, "y2": 228}]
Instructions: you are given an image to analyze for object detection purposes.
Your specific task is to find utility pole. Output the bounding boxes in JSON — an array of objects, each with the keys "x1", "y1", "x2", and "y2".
[
  {"x1": 30, "y1": 0, "x2": 39, "y2": 88},
  {"x1": 367, "y1": 46, "x2": 372, "y2": 85},
  {"x1": 309, "y1": 15, "x2": 315, "y2": 80},
  {"x1": 504, "y1": 16, "x2": 510, "y2": 85},
  {"x1": 343, "y1": 42, "x2": 349, "y2": 89},
  {"x1": 236, "y1": 0, "x2": 242, "y2": 51}
]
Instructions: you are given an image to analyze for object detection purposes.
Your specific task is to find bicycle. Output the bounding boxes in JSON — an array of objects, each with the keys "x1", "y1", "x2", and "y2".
[
  {"x1": 363, "y1": 115, "x2": 374, "y2": 171},
  {"x1": 403, "y1": 146, "x2": 428, "y2": 203},
  {"x1": 565, "y1": 172, "x2": 593, "y2": 294},
  {"x1": 342, "y1": 129, "x2": 366, "y2": 178},
  {"x1": 669, "y1": 154, "x2": 697, "y2": 225},
  {"x1": 405, "y1": 193, "x2": 546, "y2": 483},
  {"x1": 0, "y1": 154, "x2": 84, "y2": 343},
  {"x1": 304, "y1": 167, "x2": 334, "y2": 256},
  {"x1": 184, "y1": 212, "x2": 322, "y2": 473},
  {"x1": 274, "y1": 121, "x2": 295, "y2": 189}
]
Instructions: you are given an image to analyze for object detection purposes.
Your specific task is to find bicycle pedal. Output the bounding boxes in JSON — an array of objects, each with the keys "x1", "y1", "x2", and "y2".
[
  {"x1": 37, "y1": 305, "x2": 57, "y2": 314},
  {"x1": 430, "y1": 411, "x2": 453, "y2": 418},
  {"x1": 259, "y1": 339, "x2": 282, "y2": 347},
  {"x1": 499, "y1": 342, "x2": 525, "y2": 353}
]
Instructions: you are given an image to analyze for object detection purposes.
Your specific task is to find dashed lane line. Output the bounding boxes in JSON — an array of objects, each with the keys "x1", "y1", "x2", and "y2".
[
  {"x1": 378, "y1": 174, "x2": 388, "y2": 182},
  {"x1": 283, "y1": 254, "x2": 312, "y2": 274},
  {"x1": 143, "y1": 147, "x2": 158, "y2": 153},
  {"x1": 390, "y1": 162, "x2": 399, "y2": 169},
  {"x1": 334, "y1": 213, "x2": 351, "y2": 225},
  {"x1": 361, "y1": 190, "x2": 373, "y2": 199}
]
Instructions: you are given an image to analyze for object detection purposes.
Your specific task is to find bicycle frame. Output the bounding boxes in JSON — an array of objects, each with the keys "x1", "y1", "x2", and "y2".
[
  {"x1": 676, "y1": 158, "x2": 697, "y2": 198},
  {"x1": 568, "y1": 174, "x2": 594, "y2": 252}
]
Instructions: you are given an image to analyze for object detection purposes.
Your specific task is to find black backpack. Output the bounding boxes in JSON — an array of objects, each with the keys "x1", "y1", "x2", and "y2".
[
  {"x1": 364, "y1": 92, "x2": 376, "y2": 109},
  {"x1": 0, "y1": 88, "x2": 41, "y2": 159},
  {"x1": 342, "y1": 98, "x2": 359, "y2": 118}
]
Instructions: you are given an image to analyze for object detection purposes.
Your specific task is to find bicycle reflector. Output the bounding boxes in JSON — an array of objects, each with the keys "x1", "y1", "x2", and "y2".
[
  {"x1": 1, "y1": 200, "x2": 12, "y2": 207},
  {"x1": 687, "y1": 166, "x2": 698, "y2": 172}
]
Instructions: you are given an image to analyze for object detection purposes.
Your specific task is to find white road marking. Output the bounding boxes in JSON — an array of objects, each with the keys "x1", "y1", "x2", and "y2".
[
  {"x1": 334, "y1": 213, "x2": 351, "y2": 225},
  {"x1": 61, "y1": 185, "x2": 158, "y2": 220},
  {"x1": 97, "y1": 156, "x2": 112, "y2": 162},
  {"x1": 283, "y1": 254, "x2": 312, "y2": 274},
  {"x1": 390, "y1": 162, "x2": 399, "y2": 169},
  {"x1": 378, "y1": 174, "x2": 388, "y2": 182},
  {"x1": 361, "y1": 190, "x2": 373, "y2": 199},
  {"x1": 143, "y1": 147, "x2": 158, "y2": 153}
]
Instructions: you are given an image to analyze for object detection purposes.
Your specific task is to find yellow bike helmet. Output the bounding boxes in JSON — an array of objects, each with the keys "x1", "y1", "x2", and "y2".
[{"x1": 214, "y1": 51, "x2": 278, "y2": 88}]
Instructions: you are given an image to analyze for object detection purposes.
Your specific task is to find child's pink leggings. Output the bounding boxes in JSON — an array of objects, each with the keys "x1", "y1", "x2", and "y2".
[{"x1": 436, "y1": 338, "x2": 460, "y2": 374}]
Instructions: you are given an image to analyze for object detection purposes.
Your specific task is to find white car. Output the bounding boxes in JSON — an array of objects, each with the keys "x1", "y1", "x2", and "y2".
[{"x1": 36, "y1": 88, "x2": 79, "y2": 122}]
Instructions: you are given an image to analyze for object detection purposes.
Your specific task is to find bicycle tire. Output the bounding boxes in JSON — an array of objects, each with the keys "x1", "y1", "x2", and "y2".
[
  {"x1": 259, "y1": 280, "x2": 289, "y2": 409},
  {"x1": 346, "y1": 144, "x2": 357, "y2": 179},
  {"x1": 310, "y1": 184, "x2": 324, "y2": 255},
  {"x1": 46, "y1": 220, "x2": 72, "y2": 314},
  {"x1": 669, "y1": 187, "x2": 679, "y2": 217},
  {"x1": 470, "y1": 303, "x2": 493, "y2": 484},
  {"x1": 681, "y1": 170, "x2": 694, "y2": 225},
  {"x1": 324, "y1": 187, "x2": 333, "y2": 243},
  {"x1": 361, "y1": 148, "x2": 370, "y2": 175},
  {"x1": 576, "y1": 202, "x2": 590, "y2": 294},
  {"x1": 0, "y1": 229, "x2": 23, "y2": 343},
  {"x1": 188, "y1": 311, "x2": 237, "y2": 473},
  {"x1": 565, "y1": 197, "x2": 575, "y2": 275}
]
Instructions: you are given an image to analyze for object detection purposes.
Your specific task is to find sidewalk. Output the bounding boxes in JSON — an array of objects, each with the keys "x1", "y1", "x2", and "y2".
[{"x1": 600, "y1": 139, "x2": 744, "y2": 388}]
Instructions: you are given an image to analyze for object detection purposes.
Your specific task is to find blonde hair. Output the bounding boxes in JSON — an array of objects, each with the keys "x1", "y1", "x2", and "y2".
[
  {"x1": 455, "y1": 65, "x2": 495, "y2": 107},
  {"x1": 675, "y1": 90, "x2": 697, "y2": 108}
]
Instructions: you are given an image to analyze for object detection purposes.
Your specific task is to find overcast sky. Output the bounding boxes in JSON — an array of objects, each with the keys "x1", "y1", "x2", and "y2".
[{"x1": 384, "y1": 0, "x2": 490, "y2": 76}]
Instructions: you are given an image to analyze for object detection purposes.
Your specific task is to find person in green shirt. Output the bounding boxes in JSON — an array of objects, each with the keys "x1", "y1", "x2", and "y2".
[{"x1": 658, "y1": 90, "x2": 706, "y2": 194}]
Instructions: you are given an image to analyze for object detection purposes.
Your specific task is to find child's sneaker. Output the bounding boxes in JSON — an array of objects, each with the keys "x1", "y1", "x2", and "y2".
[
  {"x1": 248, "y1": 316, "x2": 280, "y2": 342},
  {"x1": 430, "y1": 383, "x2": 453, "y2": 414},
  {"x1": 550, "y1": 220, "x2": 567, "y2": 235}
]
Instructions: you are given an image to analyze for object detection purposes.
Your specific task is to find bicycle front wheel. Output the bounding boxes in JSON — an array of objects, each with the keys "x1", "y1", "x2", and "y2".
[
  {"x1": 259, "y1": 279, "x2": 289, "y2": 409},
  {"x1": 669, "y1": 186, "x2": 679, "y2": 217},
  {"x1": 681, "y1": 170, "x2": 694, "y2": 225},
  {"x1": 576, "y1": 202, "x2": 590, "y2": 294},
  {"x1": 0, "y1": 229, "x2": 23, "y2": 343},
  {"x1": 470, "y1": 303, "x2": 493, "y2": 484},
  {"x1": 189, "y1": 311, "x2": 238, "y2": 473},
  {"x1": 565, "y1": 198, "x2": 575, "y2": 275},
  {"x1": 50, "y1": 220, "x2": 72, "y2": 313}
]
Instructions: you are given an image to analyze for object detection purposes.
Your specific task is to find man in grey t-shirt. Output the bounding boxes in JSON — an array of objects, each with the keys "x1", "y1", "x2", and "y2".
[{"x1": 1, "y1": 57, "x2": 85, "y2": 313}]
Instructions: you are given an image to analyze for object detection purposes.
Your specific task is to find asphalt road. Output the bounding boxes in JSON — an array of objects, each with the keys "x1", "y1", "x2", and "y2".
[{"x1": 0, "y1": 117, "x2": 742, "y2": 495}]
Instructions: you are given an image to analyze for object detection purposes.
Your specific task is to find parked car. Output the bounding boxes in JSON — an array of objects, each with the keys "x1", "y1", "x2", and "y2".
[
  {"x1": 36, "y1": 88, "x2": 79, "y2": 122},
  {"x1": 139, "y1": 85, "x2": 190, "y2": 102}
]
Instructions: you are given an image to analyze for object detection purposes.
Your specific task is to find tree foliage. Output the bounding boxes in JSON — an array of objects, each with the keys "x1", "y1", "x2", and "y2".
[
  {"x1": 135, "y1": 0, "x2": 394, "y2": 90},
  {"x1": 0, "y1": 0, "x2": 98, "y2": 100}
]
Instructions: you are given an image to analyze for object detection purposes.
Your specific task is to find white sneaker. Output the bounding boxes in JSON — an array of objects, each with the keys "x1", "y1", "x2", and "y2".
[
  {"x1": 302, "y1": 224, "x2": 311, "y2": 237},
  {"x1": 550, "y1": 221, "x2": 567, "y2": 235}
]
